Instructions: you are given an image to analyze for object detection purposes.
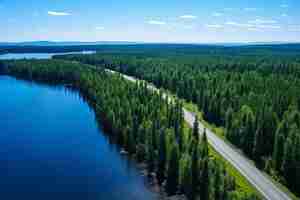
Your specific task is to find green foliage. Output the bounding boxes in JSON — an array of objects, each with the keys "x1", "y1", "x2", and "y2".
[
  {"x1": 166, "y1": 143, "x2": 180, "y2": 195},
  {"x1": 192, "y1": 116, "x2": 199, "y2": 141},
  {"x1": 54, "y1": 51, "x2": 300, "y2": 197},
  {"x1": 3, "y1": 58, "x2": 261, "y2": 200},
  {"x1": 190, "y1": 141, "x2": 200, "y2": 199},
  {"x1": 200, "y1": 158, "x2": 209, "y2": 200},
  {"x1": 157, "y1": 130, "x2": 167, "y2": 185}
]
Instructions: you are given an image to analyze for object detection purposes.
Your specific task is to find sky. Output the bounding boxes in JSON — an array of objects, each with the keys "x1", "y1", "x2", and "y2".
[{"x1": 0, "y1": 0, "x2": 300, "y2": 43}]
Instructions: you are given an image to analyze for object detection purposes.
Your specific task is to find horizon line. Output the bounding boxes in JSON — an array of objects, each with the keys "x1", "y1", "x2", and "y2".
[{"x1": 1, "y1": 40, "x2": 300, "y2": 45}]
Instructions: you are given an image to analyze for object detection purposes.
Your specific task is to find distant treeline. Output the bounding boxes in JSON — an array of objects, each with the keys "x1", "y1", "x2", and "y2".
[
  {"x1": 2, "y1": 43, "x2": 300, "y2": 56},
  {"x1": 0, "y1": 59, "x2": 258, "y2": 200},
  {"x1": 54, "y1": 50, "x2": 300, "y2": 197}
]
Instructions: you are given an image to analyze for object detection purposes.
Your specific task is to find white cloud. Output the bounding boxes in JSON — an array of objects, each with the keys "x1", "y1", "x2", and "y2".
[
  {"x1": 212, "y1": 12, "x2": 223, "y2": 17},
  {"x1": 47, "y1": 11, "x2": 71, "y2": 16},
  {"x1": 247, "y1": 27, "x2": 261, "y2": 32},
  {"x1": 205, "y1": 24, "x2": 223, "y2": 29},
  {"x1": 256, "y1": 25, "x2": 281, "y2": 29},
  {"x1": 96, "y1": 26, "x2": 105, "y2": 30},
  {"x1": 165, "y1": 23, "x2": 195, "y2": 30},
  {"x1": 179, "y1": 15, "x2": 197, "y2": 19},
  {"x1": 248, "y1": 19, "x2": 277, "y2": 24},
  {"x1": 225, "y1": 21, "x2": 239, "y2": 26},
  {"x1": 225, "y1": 21, "x2": 254, "y2": 28},
  {"x1": 147, "y1": 20, "x2": 166, "y2": 25},
  {"x1": 225, "y1": 21, "x2": 280, "y2": 30},
  {"x1": 280, "y1": 4, "x2": 289, "y2": 8},
  {"x1": 244, "y1": 8, "x2": 257, "y2": 11}
]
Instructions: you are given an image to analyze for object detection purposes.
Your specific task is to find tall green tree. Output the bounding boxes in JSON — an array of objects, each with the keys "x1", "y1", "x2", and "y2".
[
  {"x1": 166, "y1": 143, "x2": 179, "y2": 195},
  {"x1": 193, "y1": 116, "x2": 199, "y2": 141},
  {"x1": 200, "y1": 158, "x2": 209, "y2": 200},
  {"x1": 157, "y1": 130, "x2": 167, "y2": 185},
  {"x1": 191, "y1": 141, "x2": 200, "y2": 200}
]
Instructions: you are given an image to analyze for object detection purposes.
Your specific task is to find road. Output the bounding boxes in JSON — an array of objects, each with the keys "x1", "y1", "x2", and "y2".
[{"x1": 107, "y1": 69, "x2": 292, "y2": 200}]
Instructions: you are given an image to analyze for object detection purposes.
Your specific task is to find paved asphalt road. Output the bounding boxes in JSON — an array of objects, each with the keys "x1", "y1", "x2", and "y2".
[
  {"x1": 107, "y1": 69, "x2": 292, "y2": 200},
  {"x1": 184, "y1": 111, "x2": 291, "y2": 200}
]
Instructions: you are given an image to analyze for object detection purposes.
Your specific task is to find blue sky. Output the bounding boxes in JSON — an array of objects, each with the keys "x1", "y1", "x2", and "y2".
[{"x1": 0, "y1": 0, "x2": 300, "y2": 43}]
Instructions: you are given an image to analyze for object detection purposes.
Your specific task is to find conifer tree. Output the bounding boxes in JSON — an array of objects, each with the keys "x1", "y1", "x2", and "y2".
[
  {"x1": 157, "y1": 130, "x2": 167, "y2": 185},
  {"x1": 166, "y1": 143, "x2": 179, "y2": 195},
  {"x1": 193, "y1": 116, "x2": 199, "y2": 141},
  {"x1": 191, "y1": 141, "x2": 200, "y2": 200},
  {"x1": 200, "y1": 158, "x2": 209, "y2": 200}
]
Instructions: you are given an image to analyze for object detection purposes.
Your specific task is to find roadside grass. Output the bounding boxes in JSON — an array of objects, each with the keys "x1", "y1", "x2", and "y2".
[
  {"x1": 181, "y1": 116, "x2": 262, "y2": 198},
  {"x1": 163, "y1": 90, "x2": 262, "y2": 197},
  {"x1": 183, "y1": 101, "x2": 226, "y2": 139},
  {"x1": 209, "y1": 145, "x2": 263, "y2": 199},
  {"x1": 117, "y1": 72, "x2": 298, "y2": 200},
  {"x1": 183, "y1": 99, "x2": 299, "y2": 200},
  {"x1": 263, "y1": 170, "x2": 299, "y2": 200}
]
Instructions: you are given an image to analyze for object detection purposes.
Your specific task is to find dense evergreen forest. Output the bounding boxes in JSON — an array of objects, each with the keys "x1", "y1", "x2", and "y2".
[
  {"x1": 2, "y1": 43, "x2": 300, "y2": 55},
  {"x1": 0, "y1": 59, "x2": 258, "y2": 200},
  {"x1": 53, "y1": 48, "x2": 300, "y2": 197}
]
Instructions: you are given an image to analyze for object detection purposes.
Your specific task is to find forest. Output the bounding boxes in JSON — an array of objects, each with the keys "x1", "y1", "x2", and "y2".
[
  {"x1": 53, "y1": 48, "x2": 300, "y2": 197},
  {"x1": 2, "y1": 43, "x2": 300, "y2": 55},
  {"x1": 0, "y1": 59, "x2": 258, "y2": 200}
]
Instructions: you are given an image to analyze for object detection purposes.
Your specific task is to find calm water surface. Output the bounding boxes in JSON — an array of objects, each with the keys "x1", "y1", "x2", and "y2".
[
  {"x1": 0, "y1": 76, "x2": 155, "y2": 200},
  {"x1": 0, "y1": 51, "x2": 95, "y2": 60}
]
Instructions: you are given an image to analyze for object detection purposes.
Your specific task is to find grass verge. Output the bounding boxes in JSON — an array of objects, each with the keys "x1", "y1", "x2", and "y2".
[
  {"x1": 119, "y1": 73, "x2": 298, "y2": 200},
  {"x1": 183, "y1": 100, "x2": 299, "y2": 200}
]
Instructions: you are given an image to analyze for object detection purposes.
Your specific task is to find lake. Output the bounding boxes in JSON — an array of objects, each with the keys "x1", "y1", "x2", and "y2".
[
  {"x1": 0, "y1": 76, "x2": 156, "y2": 200},
  {"x1": 0, "y1": 51, "x2": 95, "y2": 60}
]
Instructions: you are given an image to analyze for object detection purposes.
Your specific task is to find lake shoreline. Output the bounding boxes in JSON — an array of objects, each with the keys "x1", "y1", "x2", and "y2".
[
  {"x1": 82, "y1": 84, "x2": 188, "y2": 200},
  {"x1": 0, "y1": 75, "x2": 157, "y2": 200},
  {"x1": 126, "y1": 153, "x2": 187, "y2": 200},
  {"x1": 3, "y1": 74, "x2": 187, "y2": 200}
]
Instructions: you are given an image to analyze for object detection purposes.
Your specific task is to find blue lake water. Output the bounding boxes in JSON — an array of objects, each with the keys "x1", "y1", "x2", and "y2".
[
  {"x1": 0, "y1": 75, "x2": 156, "y2": 200},
  {"x1": 0, "y1": 51, "x2": 95, "y2": 60}
]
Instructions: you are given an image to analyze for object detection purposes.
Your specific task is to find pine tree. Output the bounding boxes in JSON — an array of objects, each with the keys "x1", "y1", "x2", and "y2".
[
  {"x1": 151, "y1": 120, "x2": 159, "y2": 150},
  {"x1": 181, "y1": 154, "x2": 192, "y2": 199},
  {"x1": 127, "y1": 128, "x2": 136, "y2": 154},
  {"x1": 225, "y1": 107, "x2": 234, "y2": 138},
  {"x1": 147, "y1": 137, "x2": 155, "y2": 176},
  {"x1": 193, "y1": 116, "x2": 199, "y2": 141},
  {"x1": 201, "y1": 128, "x2": 209, "y2": 158},
  {"x1": 157, "y1": 130, "x2": 167, "y2": 185},
  {"x1": 200, "y1": 158, "x2": 209, "y2": 200},
  {"x1": 272, "y1": 121, "x2": 287, "y2": 170},
  {"x1": 166, "y1": 143, "x2": 179, "y2": 195},
  {"x1": 239, "y1": 105, "x2": 256, "y2": 157},
  {"x1": 191, "y1": 141, "x2": 200, "y2": 200},
  {"x1": 252, "y1": 127, "x2": 264, "y2": 167},
  {"x1": 281, "y1": 127, "x2": 297, "y2": 191},
  {"x1": 214, "y1": 163, "x2": 222, "y2": 200}
]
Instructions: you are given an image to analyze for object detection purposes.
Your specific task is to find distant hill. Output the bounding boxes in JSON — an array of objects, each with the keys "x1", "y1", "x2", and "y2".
[
  {"x1": 1, "y1": 41, "x2": 300, "y2": 47},
  {"x1": 1, "y1": 41, "x2": 300, "y2": 56},
  {"x1": 0, "y1": 41, "x2": 140, "y2": 46}
]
